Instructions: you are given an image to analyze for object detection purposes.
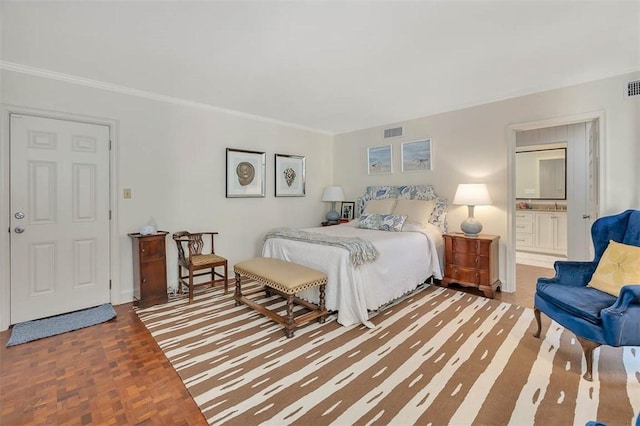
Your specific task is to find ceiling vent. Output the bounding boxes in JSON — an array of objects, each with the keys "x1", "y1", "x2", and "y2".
[
  {"x1": 626, "y1": 79, "x2": 640, "y2": 98},
  {"x1": 383, "y1": 126, "x2": 403, "y2": 138}
]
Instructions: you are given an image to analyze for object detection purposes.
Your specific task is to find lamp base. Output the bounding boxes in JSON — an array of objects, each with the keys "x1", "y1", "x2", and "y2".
[
  {"x1": 460, "y1": 217, "x2": 482, "y2": 237},
  {"x1": 460, "y1": 205, "x2": 482, "y2": 237},
  {"x1": 326, "y1": 210, "x2": 340, "y2": 222}
]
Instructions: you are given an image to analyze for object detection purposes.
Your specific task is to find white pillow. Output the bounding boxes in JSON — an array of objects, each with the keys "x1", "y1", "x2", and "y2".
[
  {"x1": 392, "y1": 198, "x2": 437, "y2": 228},
  {"x1": 363, "y1": 198, "x2": 397, "y2": 215}
]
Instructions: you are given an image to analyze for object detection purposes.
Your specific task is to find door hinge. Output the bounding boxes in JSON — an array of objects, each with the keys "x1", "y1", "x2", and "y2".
[
  {"x1": 109, "y1": 210, "x2": 112, "y2": 220},
  {"x1": 109, "y1": 140, "x2": 112, "y2": 150},
  {"x1": 109, "y1": 280, "x2": 112, "y2": 289}
]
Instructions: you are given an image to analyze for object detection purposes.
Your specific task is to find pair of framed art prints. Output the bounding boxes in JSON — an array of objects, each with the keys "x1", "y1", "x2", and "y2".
[
  {"x1": 367, "y1": 138, "x2": 432, "y2": 175},
  {"x1": 226, "y1": 148, "x2": 305, "y2": 198}
]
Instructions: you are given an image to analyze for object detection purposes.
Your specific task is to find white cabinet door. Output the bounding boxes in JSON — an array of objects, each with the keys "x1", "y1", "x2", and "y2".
[
  {"x1": 534, "y1": 212, "x2": 555, "y2": 251},
  {"x1": 554, "y1": 213, "x2": 568, "y2": 252},
  {"x1": 533, "y1": 211, "x2": 567, "y2": 255}
]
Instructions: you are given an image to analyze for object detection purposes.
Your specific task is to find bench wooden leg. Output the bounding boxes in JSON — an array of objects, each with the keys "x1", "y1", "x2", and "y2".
[
  {"x1": 285, "y1": 295, "x2": 295, "y2": 338},
  {"x1": 234, "y1": 272, "x2": 242, "y2": 307},
  {"x1": 318, "y1": 284, "x2": 327, "y2": 324}
]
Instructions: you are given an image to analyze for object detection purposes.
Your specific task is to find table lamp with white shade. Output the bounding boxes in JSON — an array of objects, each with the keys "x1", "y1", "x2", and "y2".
[
  {"x1": 452, "y1": 183, "x2": 492, "y2": 237},
  {"x1": 322, "y1": 186, "x2": 345, "y2": 223}
]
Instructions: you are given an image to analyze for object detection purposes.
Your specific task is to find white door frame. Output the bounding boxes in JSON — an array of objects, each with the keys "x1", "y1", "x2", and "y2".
[
  {"x1": 0, "y1": 105, "x2": 120, "y2": 331},
  {"x1": 506, "y1": 110, "x2": 606, "y2": 293}
]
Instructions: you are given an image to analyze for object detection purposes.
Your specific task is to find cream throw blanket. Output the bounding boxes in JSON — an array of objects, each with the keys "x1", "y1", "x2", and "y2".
[{"x1": 264, "y1": 227, "x2": 379, "y2": 267}]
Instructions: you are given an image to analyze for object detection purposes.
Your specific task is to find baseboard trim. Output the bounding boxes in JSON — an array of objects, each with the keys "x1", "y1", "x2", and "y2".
[{"x1": 516, "y1": 251, "x2": 564, "y2": 269}]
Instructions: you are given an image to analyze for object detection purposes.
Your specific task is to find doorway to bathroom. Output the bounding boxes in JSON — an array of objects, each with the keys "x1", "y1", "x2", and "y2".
[{"x1": 507, "y1": 113, "x2": 602, "y2": 294}]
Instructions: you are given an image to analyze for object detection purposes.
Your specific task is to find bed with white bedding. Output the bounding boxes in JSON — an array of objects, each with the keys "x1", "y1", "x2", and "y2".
[{"x1": 262, "y1": 185, "x2": 447, "y2": 327}]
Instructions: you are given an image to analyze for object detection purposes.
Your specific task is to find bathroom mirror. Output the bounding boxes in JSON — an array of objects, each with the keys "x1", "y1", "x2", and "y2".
[{"x1": 516, "y1": 148, "x2": 566, "y2": 199}]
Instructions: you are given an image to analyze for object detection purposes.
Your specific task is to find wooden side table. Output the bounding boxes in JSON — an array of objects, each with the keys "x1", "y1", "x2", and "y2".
[
  {"x1": 441, "y1": 233, "x2": 501, "y2": 298},
  {"x1": 128, "y1": 231, "x2": 169, "y2": 308}
]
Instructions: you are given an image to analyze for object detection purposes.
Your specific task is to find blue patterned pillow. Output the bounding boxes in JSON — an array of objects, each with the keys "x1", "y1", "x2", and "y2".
[
  {"x1": 430, "y1": 197, "x2": 448, "y2": 233},
  {"x1": 357, "y1": 214, "x2": 407, "y2": 232}
]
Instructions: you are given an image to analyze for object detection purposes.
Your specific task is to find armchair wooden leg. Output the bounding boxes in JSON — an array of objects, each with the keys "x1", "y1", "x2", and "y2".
[
  {"x1": 177, "y1": 266, "x2": 181, "y2": 295},
  {"x1": 189, "y1": 269, "x2": 194, "y2": 304},
  {"x1": 576, "y1": 336, "x2": 600, "y2": 381},
  {"x1": 533, "y1": 308, "x2": 542, "y2": 338},
  {"x1": 224, "y1": 262, "x2": 228, "y2": 294}
]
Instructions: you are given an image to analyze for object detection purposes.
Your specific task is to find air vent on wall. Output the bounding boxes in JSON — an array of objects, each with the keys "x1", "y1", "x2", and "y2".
[
  {"x1": 626, "y1": 79, "x2": 640, "y2": 98},
  {"x1": 383, "y1": 126, "x2": 403, "y2": 138}
]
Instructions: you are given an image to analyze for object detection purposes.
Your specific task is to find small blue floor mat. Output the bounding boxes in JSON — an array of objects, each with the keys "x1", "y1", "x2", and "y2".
[{"x1": 6, "y1": 303, "x2": 117, "y2": 346}]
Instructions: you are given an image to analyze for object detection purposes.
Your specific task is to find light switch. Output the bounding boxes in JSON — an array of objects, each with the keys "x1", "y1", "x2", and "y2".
[{"x1": 123, "y1": 188, "x2": 132, "y2": 199}]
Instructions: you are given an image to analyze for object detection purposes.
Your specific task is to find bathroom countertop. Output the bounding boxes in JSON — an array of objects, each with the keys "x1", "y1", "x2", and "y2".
[{"x1": 516, "y1": 206, "x2": 567, "y2": 212}]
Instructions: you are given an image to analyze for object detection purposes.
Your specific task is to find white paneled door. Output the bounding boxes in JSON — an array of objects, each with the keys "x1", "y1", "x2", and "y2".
[
  {"x1": 566, "y1": 121, "x2": 597, "y2": 261},
  {"x1": 10, "y1": 114, "x2": 110, "y2": 324}
]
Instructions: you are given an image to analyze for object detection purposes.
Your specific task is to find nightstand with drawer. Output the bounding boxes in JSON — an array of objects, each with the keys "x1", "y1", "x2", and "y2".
[
  {"x1": 128, "y1": 231, "x2": 169, "y2": 308},
  {"x1": 442, "y1": 233, "x2": 501, "y2": 298}
]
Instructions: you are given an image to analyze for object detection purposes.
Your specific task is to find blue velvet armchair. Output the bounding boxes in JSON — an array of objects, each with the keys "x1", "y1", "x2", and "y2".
[{"x1": 534, "y1": 209, "x2": 640, "y2": 380}]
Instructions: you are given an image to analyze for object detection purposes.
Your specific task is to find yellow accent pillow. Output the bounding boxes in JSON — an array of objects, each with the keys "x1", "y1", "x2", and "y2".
[{"x1": 587, "y1": 240, "x2": 640, "y2": 296}]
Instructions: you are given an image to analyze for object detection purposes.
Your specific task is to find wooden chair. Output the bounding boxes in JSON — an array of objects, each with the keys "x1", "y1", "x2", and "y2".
[{"x1": 172, "y1": 231, "x2": 228, "y2": 303}]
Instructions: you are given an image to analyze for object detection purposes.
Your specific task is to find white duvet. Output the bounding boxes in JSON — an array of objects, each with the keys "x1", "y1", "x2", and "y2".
[{"x1": 262, "y1": 221, "x2": 443, "y2": 328}]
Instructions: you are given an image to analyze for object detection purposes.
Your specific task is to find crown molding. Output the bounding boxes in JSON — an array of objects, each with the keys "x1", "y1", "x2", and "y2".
[{"x1": 0, "y1": 61, "x2": 333, "y2": 136}]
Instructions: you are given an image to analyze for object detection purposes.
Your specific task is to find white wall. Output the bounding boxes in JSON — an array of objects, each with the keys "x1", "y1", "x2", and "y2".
[
  {"x1": 1, "y1": 68, "x2": 638, "y2": 327},
  {"x1": 334, "y1": 71, "x2": 640, "y2": 286},
  {"x1": 0, "y1": 70, "x2": 334, "y2": 321}
]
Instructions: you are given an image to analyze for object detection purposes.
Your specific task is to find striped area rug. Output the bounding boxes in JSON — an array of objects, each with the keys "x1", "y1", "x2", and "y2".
[{"x1": 137, "y1": 282, "x2": 640, "y2": 426}]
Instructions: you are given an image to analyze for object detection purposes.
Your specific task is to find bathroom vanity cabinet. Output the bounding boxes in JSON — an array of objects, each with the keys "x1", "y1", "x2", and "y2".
[{"x1": 516, "y1": 210, "x2": 567, "y2": 256}]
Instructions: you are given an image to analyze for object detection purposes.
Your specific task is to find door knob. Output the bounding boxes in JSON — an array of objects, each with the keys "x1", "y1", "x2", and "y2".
[
  {"x1": 14, "y1": 226, "x2": 25, "y2": 234},
  {"x1": 14, "y1": 211, "x2": 25, "y2": 219}
]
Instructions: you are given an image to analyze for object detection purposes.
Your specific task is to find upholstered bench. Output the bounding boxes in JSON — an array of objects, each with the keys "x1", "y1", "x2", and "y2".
[{"x1": 233, "y1": 258, "x2": 329, "y2": 338}]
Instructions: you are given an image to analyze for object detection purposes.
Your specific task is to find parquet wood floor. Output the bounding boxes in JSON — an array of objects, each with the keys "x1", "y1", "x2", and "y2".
[{"x1": 0, "y1": 303, "x2": 207, "y2": 426}]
